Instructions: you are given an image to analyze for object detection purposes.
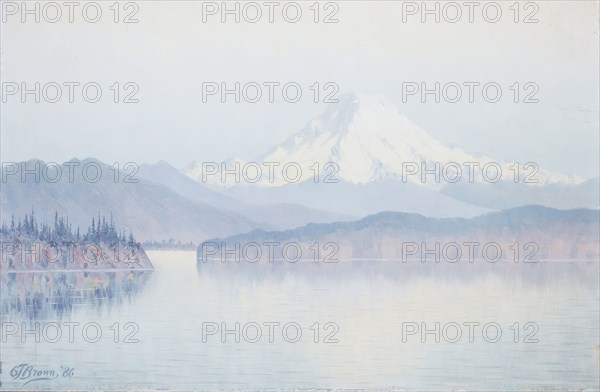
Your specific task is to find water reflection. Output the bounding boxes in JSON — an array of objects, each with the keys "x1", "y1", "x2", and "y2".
[
  {"x1": 197, "y1": 258, "x2": 599, "y2": 290},
  {"x1": 0, "y1": 269, "x2": 152, "y2": 320},
  {"x1": 0, "y1": 252, "x2": 597, "y2": 390}
]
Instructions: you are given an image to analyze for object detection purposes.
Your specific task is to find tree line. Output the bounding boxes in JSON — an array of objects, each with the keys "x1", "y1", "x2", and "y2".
[{"x1": 0, "y1": 210, "x2": 136, "y2": 244}]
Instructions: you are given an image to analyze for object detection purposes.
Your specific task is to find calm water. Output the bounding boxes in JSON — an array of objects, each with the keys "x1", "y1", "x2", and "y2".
[{"x1": 1, "y1": 250, "x2": 599, "y2": 390}]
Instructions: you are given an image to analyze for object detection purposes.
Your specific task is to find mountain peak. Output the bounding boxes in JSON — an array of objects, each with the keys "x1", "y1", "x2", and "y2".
[
  {"x1": 190, "y1": 92, "x2": 583, "y2": 188},
  {"x1": 254, "y1": 93, "x2": 449, "y2": 185},
  {"x1": 315, "y1": 93, "x2": 403, "y2": 136}
]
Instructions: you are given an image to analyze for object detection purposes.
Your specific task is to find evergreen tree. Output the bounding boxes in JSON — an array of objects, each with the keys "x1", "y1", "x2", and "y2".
[{"x1": 1, "y1": 212, "x2": 134, "y2": 245}]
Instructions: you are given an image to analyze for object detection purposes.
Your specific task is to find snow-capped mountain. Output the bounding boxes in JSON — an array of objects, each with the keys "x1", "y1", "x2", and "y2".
[{"x1": 188, "y1": 93, "x2": 583, "y2": 189}]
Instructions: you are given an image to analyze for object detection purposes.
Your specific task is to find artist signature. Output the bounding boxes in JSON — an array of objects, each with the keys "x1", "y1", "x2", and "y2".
[{"x1": 9, "y1": 363, "x2": 74, "y2": 386}]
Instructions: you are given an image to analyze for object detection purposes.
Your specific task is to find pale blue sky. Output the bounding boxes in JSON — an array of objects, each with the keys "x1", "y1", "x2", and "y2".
[{"x1": 1, "y1": 1, "x2": 599, "y2": 178}]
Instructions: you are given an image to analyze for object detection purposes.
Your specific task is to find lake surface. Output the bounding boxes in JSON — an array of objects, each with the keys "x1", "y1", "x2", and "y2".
[{"x1": 1, "y1": 250, "x2": 598, "y2": 390}]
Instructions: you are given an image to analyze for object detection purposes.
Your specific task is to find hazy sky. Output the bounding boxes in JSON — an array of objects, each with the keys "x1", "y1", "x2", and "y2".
[{"x1": 1, "y1": 1, "x2": 599, "y2": 178}]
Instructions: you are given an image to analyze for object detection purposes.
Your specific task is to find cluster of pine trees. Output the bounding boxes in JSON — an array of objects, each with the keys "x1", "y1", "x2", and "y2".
[{"x1": 0, "y1": 211, "x2": 136, "y2": 244}]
